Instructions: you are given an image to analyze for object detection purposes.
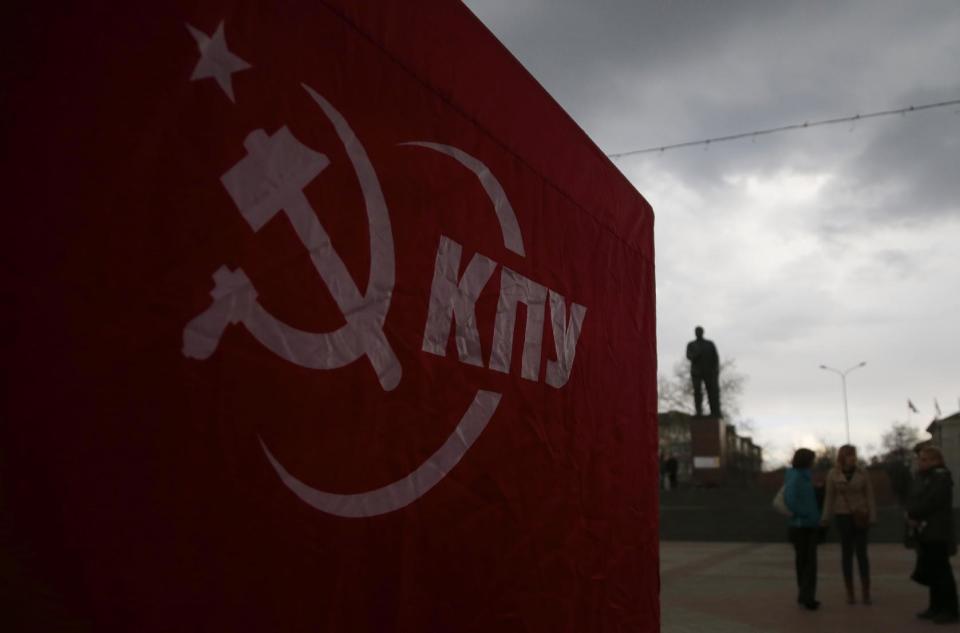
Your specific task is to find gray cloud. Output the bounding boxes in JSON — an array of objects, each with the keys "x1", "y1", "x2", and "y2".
[
  {"x1": 468, "y1": 0, "x2": 960, "y2": 217},
  {"x1": 842, "y1": 106, "x2": 960, "y2": 222}
]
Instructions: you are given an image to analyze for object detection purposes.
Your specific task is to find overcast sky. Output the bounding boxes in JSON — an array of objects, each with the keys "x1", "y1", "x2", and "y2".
[{"x1": 463, "y1": 0, "x2": 960, "y2": 465}]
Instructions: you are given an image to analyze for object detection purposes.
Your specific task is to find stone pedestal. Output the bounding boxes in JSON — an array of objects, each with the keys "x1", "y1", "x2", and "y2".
[{"x1": 689, "y1": 416, "x2": 726, "y2": 486}]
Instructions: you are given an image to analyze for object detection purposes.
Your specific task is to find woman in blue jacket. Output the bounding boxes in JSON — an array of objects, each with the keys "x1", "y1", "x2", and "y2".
[{"x1": 785, "y1": 448, "x2": 822, "y2": 610}]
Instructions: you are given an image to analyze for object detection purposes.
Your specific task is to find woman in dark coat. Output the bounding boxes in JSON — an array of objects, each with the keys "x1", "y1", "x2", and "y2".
[{"x1": 908, "y1": 446, "x2": 958, "y2": 623}]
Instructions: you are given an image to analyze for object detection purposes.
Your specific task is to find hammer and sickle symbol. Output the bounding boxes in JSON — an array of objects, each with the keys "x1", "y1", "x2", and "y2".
[
  {"x1": 182, "y1": 85, "x2": 400, "y2": 391},
  {"x1": 182, "y1": 85, "x2": 506, "y2": 517}
]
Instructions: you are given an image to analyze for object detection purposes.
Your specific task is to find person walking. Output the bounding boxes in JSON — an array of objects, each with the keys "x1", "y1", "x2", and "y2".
[
  {"x1": 821, "y1": 444, "x2": 876, "y2": 605},
  {"x1": 908, "y1": 446, "x2": 959, "y2": 624},
  {"x1": 785, "y1": 448, "x2": 821, "y2": 610},
  {"x1": 665, "y1": 454, "x2": 678, "y2": 491}
]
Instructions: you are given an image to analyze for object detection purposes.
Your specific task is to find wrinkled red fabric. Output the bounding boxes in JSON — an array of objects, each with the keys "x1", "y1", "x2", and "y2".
[{"x1": 3, "y1": 1, "x2": 658, "y2": 631}]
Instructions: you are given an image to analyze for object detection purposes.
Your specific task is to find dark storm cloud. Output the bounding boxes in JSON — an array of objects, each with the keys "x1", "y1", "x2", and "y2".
[
  {"x1": 467, "y1": 0, "x2": 960, "y2": 225},
  {"x1": 811, "y1": 106, "x2": 960, "y2": 242},
  {"x1": 841, "y1": 105, "x2": 960, "y2": 222}
]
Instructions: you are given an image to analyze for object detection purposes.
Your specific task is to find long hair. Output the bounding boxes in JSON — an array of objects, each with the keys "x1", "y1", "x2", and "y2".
[
  {"x1": 836, "y1": 444, "x2": 857, "y2": 470},
  {"x1": 792, "y1": 448, "x2": 816, "y2": 469}
]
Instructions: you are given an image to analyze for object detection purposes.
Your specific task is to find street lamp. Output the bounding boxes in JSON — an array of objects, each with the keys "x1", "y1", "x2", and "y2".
[{"x1": 819, "y1": 361, "x2": 867, "y2": 444}]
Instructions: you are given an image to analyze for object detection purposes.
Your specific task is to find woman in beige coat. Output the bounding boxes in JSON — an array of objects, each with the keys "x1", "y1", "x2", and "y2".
[{"x1": 821, "y1": 444, "x2": 877, "y2": 604}]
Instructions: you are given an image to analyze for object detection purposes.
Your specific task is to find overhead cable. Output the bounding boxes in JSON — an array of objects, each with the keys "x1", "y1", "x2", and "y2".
[{"x1": 607, "y1": 98, "x2": 960, "y2": 158}]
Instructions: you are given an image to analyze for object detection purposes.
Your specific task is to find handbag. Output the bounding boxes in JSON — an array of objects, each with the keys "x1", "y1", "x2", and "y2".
[{"x1": 772, "y1": 484, "x2": 791, "y2": 516}]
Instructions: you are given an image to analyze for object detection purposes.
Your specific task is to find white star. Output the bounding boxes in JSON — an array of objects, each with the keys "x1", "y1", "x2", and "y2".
[{"x1": 186, "y1": 21, "x2": 251, "y2": 103}]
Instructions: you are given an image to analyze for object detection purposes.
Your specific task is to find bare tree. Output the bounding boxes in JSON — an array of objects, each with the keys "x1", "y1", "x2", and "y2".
[
  {"x1": 880, "y1": 422, "x2": 924, "y2": 504},
  {"x1": 657, "y1": 358, "x2": 747, "y2": 424},
  {"x1": 880, "y1": 422, "x2": 923, "y2": 464},
  {"x1": 814, "y1": 442, "x2": 838, "y2": 472}
]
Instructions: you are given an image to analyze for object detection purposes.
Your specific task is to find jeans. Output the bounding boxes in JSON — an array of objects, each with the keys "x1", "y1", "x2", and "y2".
[{"x1": 835, "y1": 514, "x2": 870, "y2": 582}]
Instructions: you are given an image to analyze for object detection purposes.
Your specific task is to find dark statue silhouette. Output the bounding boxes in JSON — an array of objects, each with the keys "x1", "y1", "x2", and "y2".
[{"x1": 686, "y1": 326, "x2": 721, "y2": 417}]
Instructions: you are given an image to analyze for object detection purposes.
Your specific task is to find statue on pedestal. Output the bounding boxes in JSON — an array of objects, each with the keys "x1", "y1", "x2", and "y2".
[{"x1": 686, "y1": 326, "x2": 721, "y2": 418}]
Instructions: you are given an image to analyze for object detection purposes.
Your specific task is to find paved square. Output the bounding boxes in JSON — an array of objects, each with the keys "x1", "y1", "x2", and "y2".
[{"x1": 661, "y1": 542, "x2": 948, "y2": 632}]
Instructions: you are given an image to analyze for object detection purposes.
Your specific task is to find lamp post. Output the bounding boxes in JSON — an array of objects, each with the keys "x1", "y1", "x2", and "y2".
[{"x1": 819, "y1": 362, "x2": 867, "y2": 445}]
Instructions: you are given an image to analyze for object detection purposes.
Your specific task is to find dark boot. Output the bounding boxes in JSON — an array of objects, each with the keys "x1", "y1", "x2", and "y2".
[
  {"x1": 862, "y1": 577, "x2": 872, "y2": 605},
  {"x1": 844, "y1": 577, "x2": 856, "y2": 605}
]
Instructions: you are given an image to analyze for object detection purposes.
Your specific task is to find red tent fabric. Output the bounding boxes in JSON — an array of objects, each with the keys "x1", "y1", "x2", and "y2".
[{"x1": 3, "y1": 1, "x2": 658, "y2": 631}]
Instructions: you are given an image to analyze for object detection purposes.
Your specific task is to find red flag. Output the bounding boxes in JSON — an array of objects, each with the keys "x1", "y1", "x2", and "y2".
[{"x1": 4, "y1": 2, "x2": 657, "y2": 632}]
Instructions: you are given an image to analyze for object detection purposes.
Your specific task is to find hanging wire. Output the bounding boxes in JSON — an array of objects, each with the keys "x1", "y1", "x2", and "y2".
[{"x1": 607, "y1": 98, "x2": 960, "y2": 158}]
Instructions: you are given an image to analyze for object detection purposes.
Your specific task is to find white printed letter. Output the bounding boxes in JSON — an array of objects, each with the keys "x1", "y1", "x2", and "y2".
[
  {"x1": 545, "y1": 290, "x2": 587, "y2": 388},
  {"x1": 422, "y1": 236, "x2": 498, "y2": 367},
  {"x1": 489, "y1": 268, "x2": 547, "y2": 381}
]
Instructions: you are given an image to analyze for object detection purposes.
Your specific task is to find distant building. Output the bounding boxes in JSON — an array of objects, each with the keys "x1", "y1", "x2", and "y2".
[
  {"x1": 658, "y1": 411, "x2": 762, "y2": 486},
  {"x1": 926, "y1": 410, "x2": 960, "y2": 506}
]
